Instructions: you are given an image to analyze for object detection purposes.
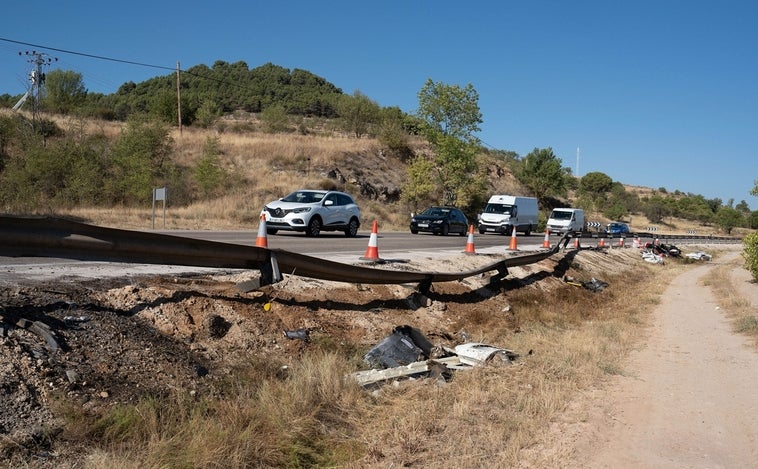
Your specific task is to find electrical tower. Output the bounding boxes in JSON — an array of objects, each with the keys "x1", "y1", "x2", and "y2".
[{"x1": 15, "y1": 50, "x2": 58, "y2": 124}]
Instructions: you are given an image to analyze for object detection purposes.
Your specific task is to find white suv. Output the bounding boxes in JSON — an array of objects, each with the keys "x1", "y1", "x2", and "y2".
[{"x1": 262, "y1": 190, "x2": 361, "y2": 237}]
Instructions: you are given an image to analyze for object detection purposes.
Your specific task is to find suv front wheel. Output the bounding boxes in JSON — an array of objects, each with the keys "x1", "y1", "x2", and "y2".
[
  {"x1": 306, "y1": 216, "x2": 322, "y2": 237},
  {"x1": 345, "y1": 218, "x2": 359, "y2": 237}
]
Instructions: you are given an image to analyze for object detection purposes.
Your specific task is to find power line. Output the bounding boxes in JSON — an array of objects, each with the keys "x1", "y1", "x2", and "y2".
[
  {"x1": 1, "y1": 36, "x2": 264, "y2": 93},
  {"x1": 1, "y1": 36, "x2": 174, "y2": 72}
]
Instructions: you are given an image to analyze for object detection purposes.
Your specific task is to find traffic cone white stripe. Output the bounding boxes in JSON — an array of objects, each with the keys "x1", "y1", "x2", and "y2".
[
  {"x1": 255, "y1": 213, "x2": 268, "y2": 248},
  {"x1": 463, "y1": 225, "x2": 476, "y2": 255},
  {"x1": 542, "y1": 229, "x2": 550, "y2": 248},
  {"x1": 361, "y1": 220, "x2": 381, "y2": 260},
  {"x1": 508, "y1": 227, "x2": 518, "y2": 251}
]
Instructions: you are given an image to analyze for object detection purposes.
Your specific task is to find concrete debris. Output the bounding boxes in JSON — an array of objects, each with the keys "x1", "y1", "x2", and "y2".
[
  {"x1": 642, "y1": 251, "x2": 665, "y2": 264},
  {"x1": 685, "y1": 251, "x2": 713, "y2": 261}
]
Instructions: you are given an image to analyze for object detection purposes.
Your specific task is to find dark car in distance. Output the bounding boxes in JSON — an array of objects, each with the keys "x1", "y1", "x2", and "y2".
[{"x1": 410, "y1": 206, "x2": 469, "y2": 236}]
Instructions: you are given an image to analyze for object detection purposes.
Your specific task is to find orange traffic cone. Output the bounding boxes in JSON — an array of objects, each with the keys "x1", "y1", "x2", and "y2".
[
  {"x1": 255, "y1": 213, "x2": 268, "y2": 248},
  {"x1": 598, "y1": 237, "x2": 606, "y2": 248},
  {"x1": 618, "y1": 237, "x2": 625, "y2": 247},
  {"x1": 574, "y1": 237, "x2": 581, "y2": 249},
  {"x1": 541, "y1": 229, "x2": 550, "y2": 249},
  {"x1": 508, "y1": 227, "x2": 518, "y2": 251},
  {"x1": 360, "y1": 220, "x2": 381, "y2": 260},
  {"x1": 463, "y1": 225, "x2": 476, "y2": 255}
]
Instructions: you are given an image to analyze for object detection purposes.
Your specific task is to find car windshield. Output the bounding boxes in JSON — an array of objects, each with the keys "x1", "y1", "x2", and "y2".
[
  {"x1": 281, "y1": 191, "x2": 325, "y2": 204},
  {"x1": 550, "y1": 211, "x2": 572, "y2": 220},
  {"x1": 484, "y1": 203, "x2": 513, "y2": 215},
  {"x1": 421, "y1": 207, "x2": 449, "y2": 217}
]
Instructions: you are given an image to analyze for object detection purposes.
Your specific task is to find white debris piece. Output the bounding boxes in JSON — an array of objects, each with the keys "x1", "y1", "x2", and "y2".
[{"x1": 685, "y1": 251, "x2": 712, "y2": 261}]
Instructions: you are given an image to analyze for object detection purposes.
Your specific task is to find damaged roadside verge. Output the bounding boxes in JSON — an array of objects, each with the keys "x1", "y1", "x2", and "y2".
[
  {"x1": 1, "y1": 217, "x2": 733, "y2": 467},
  {"x1": 0, "y1": 215, "x2": 571, "y2": 293}
]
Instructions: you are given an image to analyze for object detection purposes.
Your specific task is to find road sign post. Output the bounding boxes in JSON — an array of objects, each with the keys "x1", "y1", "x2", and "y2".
[{"x1": 152, "y1": 187, "x2": 167, "y2": 229}]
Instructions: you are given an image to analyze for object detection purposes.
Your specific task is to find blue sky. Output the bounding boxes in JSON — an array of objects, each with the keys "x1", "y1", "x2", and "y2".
[{"x1": 2, "y1": 1, "x2": 756, "y2": 209}]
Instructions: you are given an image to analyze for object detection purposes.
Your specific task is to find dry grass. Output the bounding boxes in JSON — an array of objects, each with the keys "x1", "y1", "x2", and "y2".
[
  {"x1": 346, "y1": 256, "x2": 675, "y2": 468},
  {"x1": 703, "y1": 252, "x2": 758, "y2": 343},
  {"x1": 63, "y1": 250, "x2": 687, "y2": 468},
  {"x1": 26, "y1": 112, "x2": 733, "y2": 236},
  {"x1": 68, "y1": 353, "x2": 366, "y2": 468},
  {"x1": 50, "y1": 122, "x2": 421, "y2": 231}
]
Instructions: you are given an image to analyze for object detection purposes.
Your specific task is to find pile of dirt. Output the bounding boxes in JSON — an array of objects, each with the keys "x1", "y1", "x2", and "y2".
[{"x1": 0, "y1": 248, "x2": 639, "y2": 465}]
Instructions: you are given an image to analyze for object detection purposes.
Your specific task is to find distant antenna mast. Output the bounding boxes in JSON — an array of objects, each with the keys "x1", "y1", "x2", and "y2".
[
  {"x1": 17, "y1": 50, "x2": 58, "y2": 124},
  {"x1": 576, "y1": 146, "x2": 580, "y2": 177}
]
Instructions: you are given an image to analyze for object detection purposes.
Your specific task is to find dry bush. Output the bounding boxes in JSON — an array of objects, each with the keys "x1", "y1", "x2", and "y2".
[
  {"x1": 704, "y1": 252, "x2": 758, "y2": 341},
  {"x1": 61, "y1": 127, "x2": 417, "y2": 230}
]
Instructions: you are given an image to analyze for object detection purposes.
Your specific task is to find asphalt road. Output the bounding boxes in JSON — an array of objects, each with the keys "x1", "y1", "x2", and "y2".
[
  {"x1": 0, "y1": 228, "x2": 547, "y2": 281},
  {"x1": 156, "y1": 229, "x2": 545, "y2": 256}
]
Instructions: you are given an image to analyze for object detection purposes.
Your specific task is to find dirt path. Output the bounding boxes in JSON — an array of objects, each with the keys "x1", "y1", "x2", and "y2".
[{"x1": 568, "y1": 251, "x2": 758, "y2": 468}]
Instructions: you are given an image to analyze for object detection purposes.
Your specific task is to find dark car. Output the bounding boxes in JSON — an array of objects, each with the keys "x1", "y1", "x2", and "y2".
[
  {"x1": 410, "y1": 206, "x2": 469, "y2": 236},
  {"x1": 606, "y1": 222, "x2": 630, "y2": 234}
]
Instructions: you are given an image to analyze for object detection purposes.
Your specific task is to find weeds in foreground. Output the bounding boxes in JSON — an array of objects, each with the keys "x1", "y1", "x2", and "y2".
[
  {"x1": 50, "y1": 251, "x2": 682, "y2": 468},
  {"x1": 707, "y1": 254, "x2": 758, "y2": 342},
  {"x1": 57, "y1": 353, "x2": 364, "y2": 468}
]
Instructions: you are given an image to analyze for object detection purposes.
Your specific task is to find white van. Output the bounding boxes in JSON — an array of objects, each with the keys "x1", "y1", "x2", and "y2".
[
  {"x1": 547, "y1": 208, "x2": 585, "y2": 234},
  {"x1": 478, "y1": 195, "x2": 539, "y2": 235}
]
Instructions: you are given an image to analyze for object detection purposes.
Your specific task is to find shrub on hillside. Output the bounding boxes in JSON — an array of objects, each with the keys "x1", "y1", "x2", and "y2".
[
  {"x1": 194, "y1": 137, "x2": 227, "y2": 198},
  {"x1": 743, "y1": 231, "x2": 758, "y2": 282},
  {"x1": 103, "y1": 115, "x2": 175, "y2": 205}
]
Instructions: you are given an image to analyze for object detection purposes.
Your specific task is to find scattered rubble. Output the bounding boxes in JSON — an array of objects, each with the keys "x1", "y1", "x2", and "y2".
[
  {"x1": 685, "y1": 251, "x2": 713, "y2": 261},
  {"x1": 563, "y1": 275, "x2": 610, "y2": 292},
  {"x1": 0, "y1": 246, "x2": 672, "y2": 465},
  {"x1": 353, "y1": 326, "x2": 524, "y2": 387}
]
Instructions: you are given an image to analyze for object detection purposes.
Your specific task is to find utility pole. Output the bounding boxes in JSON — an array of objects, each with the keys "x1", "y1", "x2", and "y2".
[
  {"x1": 576, "y1": 146, "x2": 580, "y2": 177},
  {"x1": 18, "y1": 50, "x2": 57, "y2": 126},
  {"x1": 176, "y1": 61, "x2": 182, "y2": 135}
]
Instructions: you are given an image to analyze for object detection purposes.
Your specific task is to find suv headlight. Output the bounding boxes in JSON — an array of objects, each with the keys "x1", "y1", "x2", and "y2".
[{"x1": 292, "y1": 207, "x2": 312, "y2": 214}]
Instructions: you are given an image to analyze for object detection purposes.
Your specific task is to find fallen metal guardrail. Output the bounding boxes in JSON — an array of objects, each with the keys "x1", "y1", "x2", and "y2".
[
  {"x1": 570, "y1": 230, "x2": 741, "y2": 243},
  {"x1": 0, "y1": 216, "x2": 571, "y2": 292}
]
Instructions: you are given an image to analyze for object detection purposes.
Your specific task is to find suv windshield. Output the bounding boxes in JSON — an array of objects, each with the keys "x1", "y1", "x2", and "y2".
[{"x1": 281, "y1": 191, "x2": 325, "y2": 204}]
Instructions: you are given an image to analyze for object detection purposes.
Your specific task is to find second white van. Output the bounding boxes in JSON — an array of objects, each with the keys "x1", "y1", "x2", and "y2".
[{"x1": 546, "y1": 208, "x2": 585, "y2": 234}]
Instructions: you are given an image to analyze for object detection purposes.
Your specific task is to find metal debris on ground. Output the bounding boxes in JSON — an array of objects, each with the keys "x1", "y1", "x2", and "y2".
[
  {"x1": 642, "y1": 250, "x2": 665, "y2": 264},
  {"x1": 655, "y1": 243, "x2": 681, "y2": 257},
  {"x1": 283, "y1": 328, "x2": 310, "y2": 341},
  {"x1": 362, "y1": 325, "x2": 433, "y2": 369},
  {"x1": 563, "y1": 275, "x2": 610, "y2": 292},
  {"x1": 353, "y1": 326, "x2": 523, "y2": 387}
]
